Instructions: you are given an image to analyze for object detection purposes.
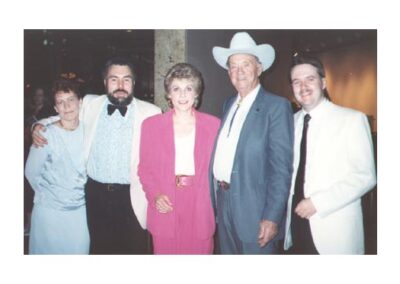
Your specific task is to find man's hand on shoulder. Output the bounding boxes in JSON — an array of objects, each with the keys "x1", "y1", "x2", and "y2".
[{"x1": 32, "y1": 124, "x2": 47, "y2": 148}]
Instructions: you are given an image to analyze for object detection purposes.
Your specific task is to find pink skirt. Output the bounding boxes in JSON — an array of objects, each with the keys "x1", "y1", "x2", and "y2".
[{"x1": 152, "y1": 183, "x2": 213, "y2": 254}]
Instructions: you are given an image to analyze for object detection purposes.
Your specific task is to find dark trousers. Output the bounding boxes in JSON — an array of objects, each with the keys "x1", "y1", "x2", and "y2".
[
  {"x1": 289, "y1": 200, "x2": 319, "y2": 255},
  {"x1": 85, "y1": 177, "x2": 150, "y2": 254}
]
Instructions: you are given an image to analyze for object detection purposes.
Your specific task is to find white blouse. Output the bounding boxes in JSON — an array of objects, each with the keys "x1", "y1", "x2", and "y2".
[{"x1": 174, "y1": 128, "x2": 196, "y2": 175}]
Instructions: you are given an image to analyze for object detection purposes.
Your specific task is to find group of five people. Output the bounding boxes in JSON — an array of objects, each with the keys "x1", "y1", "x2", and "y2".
[{"x1": 25, "y1": 31, "x2": 376, "y2": 255}]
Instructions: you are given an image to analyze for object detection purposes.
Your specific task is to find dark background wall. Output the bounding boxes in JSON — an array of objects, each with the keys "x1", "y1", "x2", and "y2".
[
  {"x1": 186, "y1": 30, "x2": 377, "y2": 132},
  {"x1": 24, "y1": 30, "x2": 155, "y2": 102},
  {"x1": 24, "y1": 29, "x2": 376, "y2": 126}
]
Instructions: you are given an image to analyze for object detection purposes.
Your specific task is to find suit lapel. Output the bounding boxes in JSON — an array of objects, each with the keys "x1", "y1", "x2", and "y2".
[
  {"x1": 194, "y1": 111, "x2": 206, "y2": 178},
  {"x1": 221, "y1": 96, "x2": 236, "y2": 126},
  {"x1": 306, "y1": 101, "x2": 332, "y2": 173},
  {"x1": 212, "y1": 96, "x2": 236, "y2": 157},
  {"x1": 235, "y1": 88, "x2": 264, "y2": 150},
  {"x1": 84, "y1": 95, "x2": 107, "y2": 162},
  {"x1": 131, "y1": 98, "x2": 142, "y2": 134},
  {"x1": 165, "y1": 111, "x2": 176, "y2": 178}
]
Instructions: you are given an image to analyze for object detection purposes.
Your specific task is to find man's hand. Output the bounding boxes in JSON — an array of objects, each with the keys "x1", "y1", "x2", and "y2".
[
  {"x1": 155, "y1": 194, "x2": 173, "y2": 213},
  {"x1": 295, "y1": 198, "x2": 316, "y2": 219},
  {"x1": 258, "y1": 220, "x2": 278, "y2": 247},
  {"x1": 32, "y1": 124, "x2": 47, "y2": 148}
]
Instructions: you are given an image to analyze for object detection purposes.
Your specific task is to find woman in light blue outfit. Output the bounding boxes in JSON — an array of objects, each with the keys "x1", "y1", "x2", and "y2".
[{"x1": 25, "y1": 79, "x2": 89, "y2": 254}]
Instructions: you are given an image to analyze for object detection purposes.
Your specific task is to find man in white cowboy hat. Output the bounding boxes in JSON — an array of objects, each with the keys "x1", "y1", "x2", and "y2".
[{"x1": 210, "y1": 32, "x2": 294, "y2": 254}]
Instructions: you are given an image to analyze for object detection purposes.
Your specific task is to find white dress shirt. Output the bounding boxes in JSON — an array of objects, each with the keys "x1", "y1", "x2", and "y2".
[
  {"x1": 174, "y1": 128, "x2": 196, "y2": 175},
  {"x1": 213, "y1": 84, "x2": 260, "y2": 182}
]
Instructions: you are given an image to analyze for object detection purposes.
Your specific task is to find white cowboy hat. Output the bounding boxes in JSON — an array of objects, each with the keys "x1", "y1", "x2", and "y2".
[{"x1": 212, "y1": 32, "x2": 275, "y2": 72}]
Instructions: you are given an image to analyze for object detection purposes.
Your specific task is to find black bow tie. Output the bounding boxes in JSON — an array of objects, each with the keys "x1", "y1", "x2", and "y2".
[{"x1": 107, "y1": 104, "x2": 127, "y2": 117}]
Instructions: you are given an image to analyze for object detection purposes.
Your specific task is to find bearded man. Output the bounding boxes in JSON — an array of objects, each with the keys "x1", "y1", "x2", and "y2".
[{"x1": 32, "y1": 57, "x2": 161, "y2": 254}]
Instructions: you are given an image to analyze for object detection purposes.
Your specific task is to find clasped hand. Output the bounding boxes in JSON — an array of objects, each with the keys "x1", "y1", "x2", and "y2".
[
  {"x1": 295, "y1": 198, "x2": 316, "y2": 219},
  {"x1": 155, "y1": 194, "x2": 173, "y2": 213}
]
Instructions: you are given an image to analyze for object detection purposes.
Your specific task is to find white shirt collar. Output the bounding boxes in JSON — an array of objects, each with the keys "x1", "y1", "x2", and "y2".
[
  {"x1": 301, "y1": 97, "x2": 328, "y2": 120},
  {"x1": 234, "y1": 84, "x2": 260, "y2": 109}
]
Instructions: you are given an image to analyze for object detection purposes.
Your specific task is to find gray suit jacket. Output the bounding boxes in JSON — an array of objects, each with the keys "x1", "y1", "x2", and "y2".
[{"x1": 210, "y1": 87, "x2": 294, "y2": 242}]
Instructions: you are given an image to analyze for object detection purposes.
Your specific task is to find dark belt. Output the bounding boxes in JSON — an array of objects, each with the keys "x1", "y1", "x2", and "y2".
[
  {"x1": 88, "y1": 177, "x2": 130, "y2": 192},
  {"x1": 217, "y1": 180, "x2": 230, "y2": 190},
  {"x1": 175, "y1": 175, "x2": 195, "y2": 188}
]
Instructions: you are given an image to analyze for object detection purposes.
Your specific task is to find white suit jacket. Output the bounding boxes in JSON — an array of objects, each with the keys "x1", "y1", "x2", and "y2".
[
  {"x1": 284, "y1": 100, "x2": 376, "y2": 254},
  {"x1": 40, "y1": 94, "x2": 161, "y2": 229}
]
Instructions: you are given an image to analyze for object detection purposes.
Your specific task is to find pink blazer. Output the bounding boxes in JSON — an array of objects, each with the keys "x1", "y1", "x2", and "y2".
[{"x1": 138, "y1": 110, "x2": 220, "y2": 239}]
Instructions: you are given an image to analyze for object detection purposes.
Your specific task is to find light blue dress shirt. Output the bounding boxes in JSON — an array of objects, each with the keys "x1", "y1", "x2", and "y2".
[{"x1": 86, "y1": 102, "x2": 133, "y2": 184}]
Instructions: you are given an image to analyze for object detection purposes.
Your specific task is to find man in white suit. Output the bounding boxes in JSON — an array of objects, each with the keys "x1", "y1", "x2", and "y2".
[
  {"x1": 32, "y1": 57, "x2": 161, "y2": 254},
  {"x1": 284, "y1": 56, "x2": 376, "y2": 254}
]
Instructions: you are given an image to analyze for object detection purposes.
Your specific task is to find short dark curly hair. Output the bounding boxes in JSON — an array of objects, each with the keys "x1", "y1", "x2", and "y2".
[
  {"x1": 51, "y1": 79, "x2": 81, "y2": 105},
  {"x1": 102, "y1": 56, "x2": 136, "y2": 81},
  {"x1": 289, "y1": 56, "x2": 326, "y2": 82}
]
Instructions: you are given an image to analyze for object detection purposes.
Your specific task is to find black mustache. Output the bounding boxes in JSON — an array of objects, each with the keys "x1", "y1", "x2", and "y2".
[{"x1": 113, "y1": 89, "x2": 129, "y2": 95}]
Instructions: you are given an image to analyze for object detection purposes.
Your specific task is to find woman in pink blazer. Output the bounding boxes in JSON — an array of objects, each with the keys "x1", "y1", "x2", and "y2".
[{"x1": 138, "y1": 63, "x2": 220, "y2": 254}]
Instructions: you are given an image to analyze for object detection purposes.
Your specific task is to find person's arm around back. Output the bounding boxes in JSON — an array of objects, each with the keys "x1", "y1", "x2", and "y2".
[
  {"x1": 31, "y1": 94, "x2": 89, "y2": 147},
  {"x1": 31, "y1": 116, "x2": 59, "y2": 147}
]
